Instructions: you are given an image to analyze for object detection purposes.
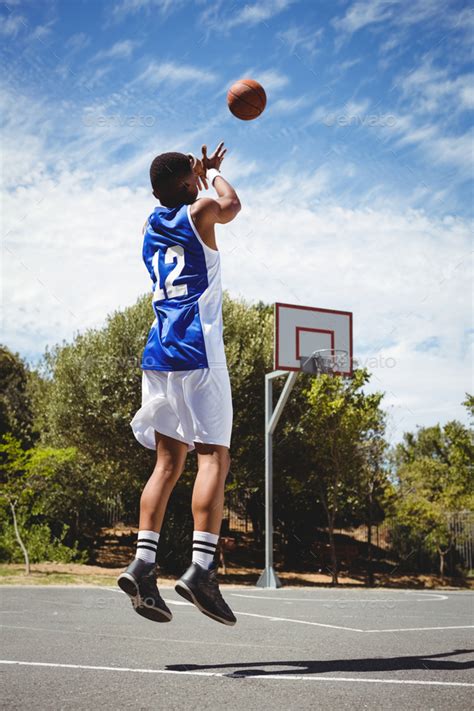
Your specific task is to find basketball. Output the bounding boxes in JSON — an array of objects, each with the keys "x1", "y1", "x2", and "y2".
[{"x1": 227, "y1": 78, "x2": 267, "y2": 120}]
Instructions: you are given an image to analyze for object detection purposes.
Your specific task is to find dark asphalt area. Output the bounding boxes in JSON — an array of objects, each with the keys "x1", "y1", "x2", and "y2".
[{"x1": 1, "y1": 585, "x2": 473, "y2": 710}]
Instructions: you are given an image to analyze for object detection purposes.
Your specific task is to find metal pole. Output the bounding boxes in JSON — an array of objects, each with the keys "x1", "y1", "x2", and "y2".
[{"x1": 257, "y1": 370, "x2": 298, "y2": 589}]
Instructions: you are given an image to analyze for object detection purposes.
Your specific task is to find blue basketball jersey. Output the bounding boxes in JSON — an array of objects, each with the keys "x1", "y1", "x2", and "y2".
[{"x1": 141, "y1": 203, "x2": 226, "y2": 371}]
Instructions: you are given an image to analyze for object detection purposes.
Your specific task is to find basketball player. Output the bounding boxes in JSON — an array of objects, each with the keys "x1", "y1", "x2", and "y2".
[{"x1": 117, "y1": 142, "x2": 240, "y2": 626}]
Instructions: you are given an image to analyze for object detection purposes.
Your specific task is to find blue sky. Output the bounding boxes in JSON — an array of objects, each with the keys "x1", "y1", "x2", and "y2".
[{"x1": 2, "y1": 0, "x2": 473, "y2": 440}]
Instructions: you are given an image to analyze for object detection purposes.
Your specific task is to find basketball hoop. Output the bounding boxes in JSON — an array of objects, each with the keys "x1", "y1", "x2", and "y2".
[
  {"x1": 257, "y1": 303, "x2": 354, "y2": 589},
  {"x1": 299, "y1": 349, "x2": 349, "y2": 375}
]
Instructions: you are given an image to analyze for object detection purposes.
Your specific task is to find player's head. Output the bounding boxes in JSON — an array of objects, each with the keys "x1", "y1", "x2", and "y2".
[{"x1": 149, "y1": 152, "x2": 198, "y2": 206}]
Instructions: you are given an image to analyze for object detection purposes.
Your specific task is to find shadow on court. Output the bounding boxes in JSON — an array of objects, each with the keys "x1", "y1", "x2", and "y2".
[{"x1": 167, "y1": 649, "x2": 474, "y2": 677}]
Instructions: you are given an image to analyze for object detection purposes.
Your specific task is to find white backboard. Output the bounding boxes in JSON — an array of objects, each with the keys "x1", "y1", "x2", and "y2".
[{"x1": 275, "y1": 302, "x2": 353, "y2": 376}]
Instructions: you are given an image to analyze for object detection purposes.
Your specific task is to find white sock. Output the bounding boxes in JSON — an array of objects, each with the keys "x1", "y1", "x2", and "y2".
[
  {"x1": 192, "y1": 531, "x2": 218, "y2": 569},
  {"x1": 135, "y1": 530, "x2": 160, "y2": 564}
]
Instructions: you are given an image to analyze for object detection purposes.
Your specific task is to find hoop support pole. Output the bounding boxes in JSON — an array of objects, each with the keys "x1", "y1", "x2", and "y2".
[{"x1": 256, "y1": 370, "x2": 298, "y2": 589}]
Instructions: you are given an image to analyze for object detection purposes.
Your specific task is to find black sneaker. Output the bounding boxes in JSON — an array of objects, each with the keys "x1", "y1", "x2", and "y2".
[
  {"x1": 117, "y1": 558, "x2": 172, "y2": 623},
  {"x1": 175, "y1": 562, "x2": 236, "y2": 626}
]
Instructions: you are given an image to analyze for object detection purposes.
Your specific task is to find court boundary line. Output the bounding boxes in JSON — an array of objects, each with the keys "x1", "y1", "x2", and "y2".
[
  {"x1": 234, "y1": 611, "x2": 474, "y2": 634},
  {"x1": 231, "y1": 592, "x2": 449, "y2": 603},
  {"x1": 1, "y1": 660, "x2": 472, "y2": 687},
  {"x1": 3, "y1": 588, "x2": 472, "y2": 635}
]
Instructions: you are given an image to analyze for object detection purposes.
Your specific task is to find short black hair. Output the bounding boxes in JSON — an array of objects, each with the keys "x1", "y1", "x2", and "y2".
[{"x1": 149, "y1": 152, "x2": 192, "y2": 194}]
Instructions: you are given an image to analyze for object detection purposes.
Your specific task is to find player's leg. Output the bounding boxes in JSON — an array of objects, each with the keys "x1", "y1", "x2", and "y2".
[
  {"x1": 118, "y1": 432, "x2": 188, "y2": 623},
  {"x1": 191, "y1": 442, "x2": 230, "y2": 535},
  {"x1": 139, "y1": 431, "x2": 189, "y2": 532},
  {"x1": 175, "y1": 442, "x2": 236, "y2": 625}
]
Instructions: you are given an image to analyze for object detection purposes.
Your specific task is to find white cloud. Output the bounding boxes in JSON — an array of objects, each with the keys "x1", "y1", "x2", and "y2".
[
  {"x1": 276, "y1": 24, "x2": 324, "y2": 56},
  {"x1": 137, "y1": 60, "x2": 218, "y2": 87},
  {"x1": 0, "y1": 12, "x2": 26, "y2": 37},
  {"x1": 332, "y1": 0, "x2": 395, "y2": 35},
  {"x1": 66, "y1": 32, "x2": 91, "y2": 52},
  {"x1": 332, "y1": 0, "x2": 464, "y2": 43},
  {"x1": 30, "y1": 21, "x2": 56, "y2": 42},
  {"x1": 200, "y1": 0, "x2": 296, "y2": 32},
  {"x1": 93, "y1": 39, "x2": 139, "y2": 61},
  {"x1": 111, "y1": 0, "x2": 183, "y2": 20},
  {"x1": 249, "y1": 69, "x2": 289, "y2": 93},
  {"x1": 270, "y1": 95, "x2": 312, "y2": 115},
  {"x1": 309, "y1": 98, "x2": 371, "y2": 127},
  {"x1": 396, "y1": 57, "x2": 474, "y2": 114},
  {"x1": 383, "y1": 110, "x2": 474, "y2": 171}
]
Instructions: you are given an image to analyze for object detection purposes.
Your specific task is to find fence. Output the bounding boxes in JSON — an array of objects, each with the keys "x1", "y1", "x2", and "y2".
[
  {"x1": 104, "y1": 493, "x2": 123, "y2": 527},
  {"x1": 450, "y1": 510, "x2": 474, "y2": 570},
  {"x1": 105, "y1": 490, "x2": 473, "y2": 571}
]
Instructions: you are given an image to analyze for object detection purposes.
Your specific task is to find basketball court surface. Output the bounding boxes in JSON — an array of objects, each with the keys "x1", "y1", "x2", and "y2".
[{"x1": 2, "y1": 585, "x2": 473, "y2": 709}]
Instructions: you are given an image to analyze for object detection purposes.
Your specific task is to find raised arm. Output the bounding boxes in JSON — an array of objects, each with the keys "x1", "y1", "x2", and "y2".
[
  {"x1": 196, "y1": 173, "x2": 241, "y2": 225},
  {"x1": 189, "y1": 142, "x2": 241, "y2": 248}
]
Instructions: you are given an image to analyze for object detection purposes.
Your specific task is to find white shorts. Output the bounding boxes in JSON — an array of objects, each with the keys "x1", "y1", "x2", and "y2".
[{"x1": 130, "y1": 367, "x2": 233, "y2": 451}]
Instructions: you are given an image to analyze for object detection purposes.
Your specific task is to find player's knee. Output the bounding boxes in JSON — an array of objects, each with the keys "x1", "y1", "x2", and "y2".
[{"x1": 153, "y1": 464, "x2": 178, "y2": 487}]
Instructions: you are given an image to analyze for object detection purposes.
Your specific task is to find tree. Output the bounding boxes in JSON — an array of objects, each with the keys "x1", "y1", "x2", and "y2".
[
  {"x1": 297, "y1": 369, "x2": 386, "y2": 584},
  {"x1": 221, "y1": 295, "x2": 273, "y2": 526},
  {"x1": 462, "y1": 393, "x2": 473, "y2": 421},
  {"x1": 40, "y1": 294, "x2": 156, "y2": 522},
  {"x1": 0, "y1": 434, "x2": 76, "y2": 573},
  {"x1": 356, "y1": 434, "x2": 392, "y2": 585},
  {"x1": 35, "y1": 292, "x2": 277, "y2": 568},
  {"x1": 0, "y1": 347, "x2": 36, "y2": 447},
  {"x1": 392, "y1": 417, "x2": 474, "y2": 578}
]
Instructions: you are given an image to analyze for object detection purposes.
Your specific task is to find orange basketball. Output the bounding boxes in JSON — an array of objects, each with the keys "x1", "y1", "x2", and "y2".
[{"x1": 227, "y1": 78, "x2": 266, "y2": 120}]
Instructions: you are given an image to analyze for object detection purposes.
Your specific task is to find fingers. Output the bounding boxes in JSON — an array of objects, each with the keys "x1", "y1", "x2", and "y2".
[
  {"x1": 196, "y1": 175, "x2": 208, "y2": 191},
  {"x1": 207, "y1": 141, "x2": 225, "y2": 161},
  {"x1": 201, "y1": 144, "x2": 208, "y2": 159}
]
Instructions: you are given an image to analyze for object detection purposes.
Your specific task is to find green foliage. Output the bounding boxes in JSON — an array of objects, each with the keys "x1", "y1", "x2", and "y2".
[
  {"x1": 462, "y1": 393, "x2": 474, "y2": 420},
  {"x1": 272, "y1": 369, "x2": 387, "y2": 575},
  {"x1": 0, "y1": 347, "x2": 36, "y2": 447},
  {"x1": 0, "y1": 434, "x2": 100, "y2": 563},
  {"x1": 223, "y1": 294, "x2": 273, "y2": 484},
  {"x1": 0, "y1": 517, "x2": 87, "y2": 564},
  {"x1": 390, "y1": 418, "x2": 474, "y2": 575},
  {"x1": 35, "y1": 292, "x2": 278, "y2": 569},
  {"x1": 0, "y1": 433, "x2": 76, "y2": 506},
  {"x1": 300, "y1": 369, "x2": 386, "y2": 521},
  {"x1": 40, "y1": 295, "x2": 157, "y2": 519},
  {"x1": 5, "y1": 290, "x2": 471, "y2": 580}
]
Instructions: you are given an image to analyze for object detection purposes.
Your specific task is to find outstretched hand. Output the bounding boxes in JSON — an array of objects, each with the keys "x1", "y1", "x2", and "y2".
[
  {"x1": 202, "y1": 141, "x2": 227, "y2": 171},
  {"x1": 189, "y1": 141, "x2": 227, "y2": 192}
]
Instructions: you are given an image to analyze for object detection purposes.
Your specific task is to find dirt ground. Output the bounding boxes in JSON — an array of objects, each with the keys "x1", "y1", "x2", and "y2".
[{"x1": 0, "y1": 563, "x2": 471, "y2": 589}]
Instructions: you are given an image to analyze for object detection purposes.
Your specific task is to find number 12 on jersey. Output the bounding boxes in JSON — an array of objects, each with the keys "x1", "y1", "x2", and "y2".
[{"x1": 152, "y1": 246, "x2": 188, "y2": 302}]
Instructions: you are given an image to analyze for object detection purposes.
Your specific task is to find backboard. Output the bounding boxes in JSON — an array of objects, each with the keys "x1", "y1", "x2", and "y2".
[{"x1": 275, "y1": 302, "x2": 353, "y2": 376}]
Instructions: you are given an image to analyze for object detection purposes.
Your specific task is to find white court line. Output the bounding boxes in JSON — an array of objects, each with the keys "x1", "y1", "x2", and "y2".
[
  {"x1": 236, "y1": 612, "x2": 364, "y2": 632},
  {"x1": 234, "y1": 611, "x2": 474, "y2": 634},
  {"x1": 166, "y1": 600, "x2": 191, "y2": 606},
  {"x1": 366, "y1": 626, "x2": 474, "y2": 633},
  {"x1": 231, "y1": 593, "x2": 448, "y2": 603},
  {"x1": 1, "y1": 660, "x2": 472, "y2": 687},
  {"x1": 5, "y1": 589, "x2": 472, "y2": 635}
]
